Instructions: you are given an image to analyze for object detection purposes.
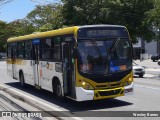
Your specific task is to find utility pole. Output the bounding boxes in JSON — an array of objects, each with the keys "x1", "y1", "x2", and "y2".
[
  {"x1": 157, "y1": 29, "x2": 159, "y2": 60},
  {"x1": 140, "y1": 38, "x2": 144, "y2": 62}
]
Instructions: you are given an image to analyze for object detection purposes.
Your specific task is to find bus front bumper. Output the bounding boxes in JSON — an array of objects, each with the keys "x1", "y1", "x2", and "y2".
[
  {"x1": 124, "y1": 82, "x2": 134, "y2": 96},
  {"x1": 75, "y1": 82, "x2": 134, "y2": 101}
]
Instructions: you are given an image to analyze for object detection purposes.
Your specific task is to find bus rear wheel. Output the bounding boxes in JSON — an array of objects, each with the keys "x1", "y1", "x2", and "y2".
[{"x1": 19, "y1": 72, "x2": 26, "y2": 87}]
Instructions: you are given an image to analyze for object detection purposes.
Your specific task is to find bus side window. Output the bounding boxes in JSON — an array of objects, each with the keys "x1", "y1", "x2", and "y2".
[
  {"x1": 41, "y1": 38, "x2": 52, "y2": 60},
  {"x1": 7, "y1": 43, "x2": 12, "y2": 58},
  {"x1": 25, "y1": 40, "x2": 32, "y2": 59},
  {"x1": 52, "y1": 37, "x2": 61, "y2": 61},
  {"x1": 12, "y1": 43, "x2": 17, "y2": 59},
  {"x1": 17, "y1": 42, "x2": 25, "y2": 58}
]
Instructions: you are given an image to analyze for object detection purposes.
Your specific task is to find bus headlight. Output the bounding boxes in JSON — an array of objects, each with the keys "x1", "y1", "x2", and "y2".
[
  {"x1": 78, "y1": 80, "x2": 94, "y2": 90},
  {"x1": 82, "y1": 81, "x2": 86, "y2": 85},
  {"x1": 124, "y1": 77, "x2": 133, "y2": 86}
]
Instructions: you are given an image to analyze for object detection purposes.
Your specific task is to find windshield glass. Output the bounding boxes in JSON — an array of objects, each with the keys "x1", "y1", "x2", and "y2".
[{"x1": 77, "y1": 39, "x2": 132, "y2": 74}]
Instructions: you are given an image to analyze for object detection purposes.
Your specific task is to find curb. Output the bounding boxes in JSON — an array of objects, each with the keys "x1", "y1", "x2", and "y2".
[{"x1": 0, "y1": 84, "x2": 78, "y2": 120}]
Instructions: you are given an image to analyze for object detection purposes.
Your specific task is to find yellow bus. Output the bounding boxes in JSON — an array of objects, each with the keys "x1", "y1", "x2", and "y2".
[{"x1": 7, "y1": 25, "x2": 133, "y2": 101}]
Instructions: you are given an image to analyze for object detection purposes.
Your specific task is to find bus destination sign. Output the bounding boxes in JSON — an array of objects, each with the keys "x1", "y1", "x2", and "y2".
[
  {"x1": 87, "y1": 30, "x2": 121, "y2": 37},
  {"x1": 78, "y1": 27, "x2": 128, "y2": 38}
]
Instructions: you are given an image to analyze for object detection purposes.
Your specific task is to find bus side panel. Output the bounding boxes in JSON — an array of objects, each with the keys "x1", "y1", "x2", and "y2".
[
  {"x1": 23, "y1": 60, "x2": 34, "y2": 86},
  {"x1": 14, "y1": 59, "x2": 33, "y2": 85},
  {"x1": 7, "y1": 59, "x2": 13, "y2": 78},
  {"x1": 40, "y1": 61, "x2": 63, "y2": 92},
  {"x1": 14, "y1": 59, "x2": 24, "y2": 80}
]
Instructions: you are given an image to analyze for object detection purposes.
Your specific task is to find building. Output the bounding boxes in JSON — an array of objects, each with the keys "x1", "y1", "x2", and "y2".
[{"x1": 133, "y1": 38, "x2": 159, "y2": 60}]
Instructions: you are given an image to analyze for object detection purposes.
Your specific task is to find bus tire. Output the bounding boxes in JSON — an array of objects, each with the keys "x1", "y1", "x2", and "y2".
[
  {"x1": 53, "y1": 79, "x2": 64, "y2": 101},
  {"x1": 19, "y1": 72, "x2": 26, "y2": 87}
]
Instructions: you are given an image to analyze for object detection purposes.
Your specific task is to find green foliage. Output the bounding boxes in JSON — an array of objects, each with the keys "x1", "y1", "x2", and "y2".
[
  {"x1": 0, "y1": 0, "x2": 159, "y2": 52},
  {"x1": 8, "y1": 19, "x2": 36, "y2": 36},
  {"x1": 26, "y1": 4, "x2": 64, "y2": 32},
  {"x1": 0, "y1": 19, "x2": 35, "y2": 51},
  {"x1": 144, "y1": 0, "x2": 160, "y2": 40},
  {"x1": 0, "y1": 21, "x2": 8, "y2": 51},
  {"x1": 62, "y1": 0, "x2": 155, "y2": 42}
]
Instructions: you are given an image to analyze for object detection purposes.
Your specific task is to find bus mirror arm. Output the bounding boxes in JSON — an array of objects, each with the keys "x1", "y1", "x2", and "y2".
[
  {"x1": 73, "y1": 48, "x2": 77, "y2": 58},
  {"x1": 130, "y1": 40, "x2": 135, "y2": 59}
]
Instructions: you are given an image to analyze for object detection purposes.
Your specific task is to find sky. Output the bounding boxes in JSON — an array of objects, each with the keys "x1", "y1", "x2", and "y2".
[{"x1": 0, "y1": 0, "x2": 55, "y2": 23}]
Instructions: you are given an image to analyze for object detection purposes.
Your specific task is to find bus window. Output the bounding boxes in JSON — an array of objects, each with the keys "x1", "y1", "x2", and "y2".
[
  {"x1": 17, "y1": 42, "x2": 25, "y2": 58},
  {"x1": 41, "y1": 38, "x2": 52, "y2": 60},
  {"x1": 12, "y1": 43, "x2": 17, "y2": 59},
  {"x1": 25, "y1": 40, "x2": 32, "y2": 59},
  {"x1": 52, "y1": 37, "x2": 61, "y2": 61},
  {"x1": 7, "y1": 43, "x2": 12, "y2": 58}
]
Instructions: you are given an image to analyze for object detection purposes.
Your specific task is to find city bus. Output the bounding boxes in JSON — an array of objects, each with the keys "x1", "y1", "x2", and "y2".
[{"x1": 7, "y1": 25, "x2": 133, "y2": 101}]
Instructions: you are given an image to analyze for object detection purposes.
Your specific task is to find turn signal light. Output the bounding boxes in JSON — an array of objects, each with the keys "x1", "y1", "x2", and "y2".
[{"x1": 78, "y1": 79, "x2": 94, "y2": 90}]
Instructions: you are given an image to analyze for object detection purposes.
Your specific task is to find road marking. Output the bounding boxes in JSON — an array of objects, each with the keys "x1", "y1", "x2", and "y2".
[{"x1": 135, "y1": 84, "x2": 160, "y2": 91}]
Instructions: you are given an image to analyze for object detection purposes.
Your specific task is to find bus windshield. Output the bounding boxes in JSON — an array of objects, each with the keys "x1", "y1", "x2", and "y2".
[{"x1": 77, "y1": 39, "x2": 132, "y2": 74}]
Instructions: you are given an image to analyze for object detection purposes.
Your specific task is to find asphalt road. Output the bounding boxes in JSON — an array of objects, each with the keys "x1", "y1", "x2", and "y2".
[{"x1": 0, "y1": 61, "x2": 160, "y2": 120}]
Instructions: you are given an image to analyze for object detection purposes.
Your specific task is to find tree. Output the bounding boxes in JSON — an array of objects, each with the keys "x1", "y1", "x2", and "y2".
[
  {"x1": 8, "y1": 19, "x2": 36, "y2": 37},
  {"x1": 144, "y1": 0, "x2": 160, "y2": 40},
  {"x1": 111, "y1": 0, "x2": 154, "y2": 42},
  {"x1": 0, "y1": 20, "x2": 8, "y2": 51},
  {"x1": 26, "y1": 4, "x2": 64, "y2": 31},
  {"x1": 62, "y1": 0, "x2": 154, "y2": 42},
  {"x1": 0, "y1": 19, "x2": 36, "y2": 51},
  {"x1": 62, "y1": 0, "x2": 112, "y2": 25}
]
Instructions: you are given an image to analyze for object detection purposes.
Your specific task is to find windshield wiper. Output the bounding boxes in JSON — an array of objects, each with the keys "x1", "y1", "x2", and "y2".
[
  {"x1": 90, "y1": 39, "x2": 102, "y2": 58},
  {"x1": 111, "y1": 38, "x2": 120, "y2": 52}
]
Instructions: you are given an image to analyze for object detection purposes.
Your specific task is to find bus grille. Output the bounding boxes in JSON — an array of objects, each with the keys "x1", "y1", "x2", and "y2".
[{"x1": 98, "y1": 89, "x2": 122, "y2": 96}]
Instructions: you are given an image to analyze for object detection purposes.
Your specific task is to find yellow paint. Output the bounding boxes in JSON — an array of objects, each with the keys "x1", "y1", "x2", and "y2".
[
  {"x1": 7, "y1": 26, "x2": 79, "y2": 43},
  {"x1": 6, "y1": 58, "x2": 12, "y2": 64},
  {"x1": 6, "y1": 58, "x2": 26, "y2": 66}
]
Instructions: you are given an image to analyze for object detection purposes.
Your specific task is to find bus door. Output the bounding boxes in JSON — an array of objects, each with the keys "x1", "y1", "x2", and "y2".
[
  {"x1": 32, "y1": 39, "x2": 40, "y2": 88},
  {"x1": 62, "y1": 42, "x2": 73, "y2": 96}
]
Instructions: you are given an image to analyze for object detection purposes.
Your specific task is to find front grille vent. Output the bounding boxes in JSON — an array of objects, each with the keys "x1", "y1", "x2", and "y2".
[
  {"x1": 111, "y1": 83, "x2": 121, "y2": 87},
  {"x1": 98, "y1": 89, "x2": 121, "y2": 96},
  {"x1": 96, "y1": 85, "x2": 107, "y2": 88}
]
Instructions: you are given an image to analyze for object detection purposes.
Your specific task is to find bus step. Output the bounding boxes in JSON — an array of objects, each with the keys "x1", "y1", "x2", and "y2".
[{"x1": 35, "y1": 85, "x2": 41, "y2": 89}]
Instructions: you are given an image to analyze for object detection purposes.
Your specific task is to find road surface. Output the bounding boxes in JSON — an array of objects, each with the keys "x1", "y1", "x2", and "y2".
[{"x1": 0, "y1": 61, "x2": 160, "y2": 120}]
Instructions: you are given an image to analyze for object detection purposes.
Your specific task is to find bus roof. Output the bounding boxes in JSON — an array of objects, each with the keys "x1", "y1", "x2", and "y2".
[
  {"x1": 7, "y1": 25, "x2": 126, "y2": 43},
  {"x1": 78, "y1": 24, "x2": 126, "y2": 29},
  {"x1": 7, "y1": 26, "x2": 79, "y2": 43}
]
